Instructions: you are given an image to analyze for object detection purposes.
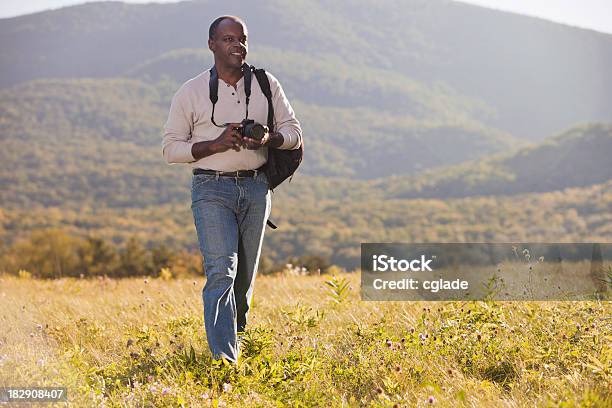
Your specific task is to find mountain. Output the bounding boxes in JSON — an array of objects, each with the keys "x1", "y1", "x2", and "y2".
[
  {"x1": 0, "y1": 76, "x2": 514, "y2": 211},
  {"x1": 378, "y1": 123, "x2": 612, "y2": 198},
  {"x1": 0, "y1": 0, "x2": 611, "y2": 269},
  {"x1": 1, "y1": 0, "x2": 611, "y2": 140}
]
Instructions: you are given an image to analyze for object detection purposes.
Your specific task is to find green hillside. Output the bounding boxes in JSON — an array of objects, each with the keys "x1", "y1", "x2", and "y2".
[
  {"x1": 0, "y1": 1, "x2": 611, "y2": 271},
  {"x1": 1, "y1": 0, "x2": 611, "y2": 139},
  {"x1": 0, "y1": 76, "x2": 514, "y2": 211},
  {"x1": 379, "y1": 123, "x2": 612, "y2": 198}
]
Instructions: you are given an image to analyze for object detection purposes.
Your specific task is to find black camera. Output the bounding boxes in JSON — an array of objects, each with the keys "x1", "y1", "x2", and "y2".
[{"x1": 239, "y1": 119, "x2": 268, "y2": 140}]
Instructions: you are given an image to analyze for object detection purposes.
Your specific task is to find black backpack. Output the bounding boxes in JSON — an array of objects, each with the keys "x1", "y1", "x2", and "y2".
[{"x1": 208, "y1": 64, "x2": 304, "y2": 229}]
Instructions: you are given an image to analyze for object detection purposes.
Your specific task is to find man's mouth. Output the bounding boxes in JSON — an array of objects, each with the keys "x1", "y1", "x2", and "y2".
[{"x1": 230, "y1": 51, "x2": 245, "y2": 58}]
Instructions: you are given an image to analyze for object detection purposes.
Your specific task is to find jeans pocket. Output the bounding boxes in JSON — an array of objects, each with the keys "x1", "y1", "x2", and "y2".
[
  {"x1": 192, "y1": 174, "x2": 216, "y2": 188},
  {"x1": 255, "y1": 172, "x2": 269, "y2": 188}
]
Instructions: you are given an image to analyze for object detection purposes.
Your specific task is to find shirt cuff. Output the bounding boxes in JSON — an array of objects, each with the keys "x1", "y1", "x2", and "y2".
[
  {"x1": 278, "y1": 131, "x2": 299, "y2": 150},
  {"x1": 163, "y1": 141, "x2": 195, "y2": 163}
]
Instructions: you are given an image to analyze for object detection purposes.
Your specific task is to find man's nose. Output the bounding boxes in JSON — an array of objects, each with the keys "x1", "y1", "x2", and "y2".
[{"x1": 232, "y1": 39, "x2": 246, "y2": 48}]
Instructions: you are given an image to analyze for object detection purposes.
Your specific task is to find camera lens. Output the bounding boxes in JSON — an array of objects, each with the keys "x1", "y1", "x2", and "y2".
[{"x1": 249, "y1": 124, "x2": 266, "y2": 140}]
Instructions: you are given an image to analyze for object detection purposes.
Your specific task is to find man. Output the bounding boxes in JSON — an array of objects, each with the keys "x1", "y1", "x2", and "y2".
[{"x1": 162, "y1": 15, "x2": 302, "y2": 363}]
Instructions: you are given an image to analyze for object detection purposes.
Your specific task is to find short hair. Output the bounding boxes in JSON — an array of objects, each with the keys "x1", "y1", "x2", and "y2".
[{"x1": 209, "y1": 15, "x2": 246, "y2": 40}]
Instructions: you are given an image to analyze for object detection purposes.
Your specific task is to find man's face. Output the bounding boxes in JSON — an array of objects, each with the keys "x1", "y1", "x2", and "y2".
[{"x1": 208, "y1": 19, "x2": 248, "y2": 70}]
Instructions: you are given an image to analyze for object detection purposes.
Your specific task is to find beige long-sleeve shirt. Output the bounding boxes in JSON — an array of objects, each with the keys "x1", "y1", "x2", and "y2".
[{"x1": 162, "y1": 69, "x2": 302, "y2": 171}]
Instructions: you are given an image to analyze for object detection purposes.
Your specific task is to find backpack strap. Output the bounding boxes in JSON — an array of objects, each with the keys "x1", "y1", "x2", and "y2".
[
  {"x1": 253, "y1": 67, "x2": 275, "y2": 131},
  {"x1": 252, "y1": 67, "x2": 279, "y2": 230},
  {"x1": 242, "y1": 64, "x2": 253, "y2": 118},
  {"x1": 209, "y1": 66, "x2": 219, "y2": 104}
]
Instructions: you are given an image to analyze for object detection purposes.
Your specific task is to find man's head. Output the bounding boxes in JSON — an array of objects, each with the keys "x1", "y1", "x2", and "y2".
[{"x1": 208, "y1": 16, "x2": 248, "y2": 70}]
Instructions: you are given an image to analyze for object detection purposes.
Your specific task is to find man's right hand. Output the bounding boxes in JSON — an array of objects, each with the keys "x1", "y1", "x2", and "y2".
[{"x1": 214, "y1": 123, "x2": 243, "y2": 153}]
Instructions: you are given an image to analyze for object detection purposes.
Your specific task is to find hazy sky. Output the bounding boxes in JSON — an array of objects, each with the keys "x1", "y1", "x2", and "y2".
[{"x1": 1, "y1": 0, "x2": 611, "y2": 35}]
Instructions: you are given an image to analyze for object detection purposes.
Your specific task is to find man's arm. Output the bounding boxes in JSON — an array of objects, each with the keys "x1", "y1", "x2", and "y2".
[
  {"x1": 162, "y1": 85, "x2": 242, "y2": 163},
  {"x1": 162, "y1": 85, "x2": 196, "y2": 164},
  {"x1": 269, "y1": 73, "x2": 302, "y2": 150},
  {"x1": 191, "y1": 124, "x2": 243, "y2": 160}
]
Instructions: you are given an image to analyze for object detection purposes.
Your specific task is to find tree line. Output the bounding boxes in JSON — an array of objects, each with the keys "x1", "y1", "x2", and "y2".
[{"x1": 0, "y1": 229, "x2": 333, "y2": 279}]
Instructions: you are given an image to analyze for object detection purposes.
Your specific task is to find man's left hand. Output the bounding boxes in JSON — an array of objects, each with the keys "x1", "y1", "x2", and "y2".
[{"x1": 242, "y1": 131, "x2": 284, "y2": 149}]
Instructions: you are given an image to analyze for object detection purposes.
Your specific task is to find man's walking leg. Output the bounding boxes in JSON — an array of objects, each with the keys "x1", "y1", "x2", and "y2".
[
  {"x1": 234, "y1": 176, "x2": 271, "y2": 334},
  {"x1": 192, "y1": 180, "x2": 241, "y2": 362}
]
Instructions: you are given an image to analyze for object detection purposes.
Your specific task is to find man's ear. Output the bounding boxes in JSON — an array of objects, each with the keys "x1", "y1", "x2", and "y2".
[{"x1": 208, "y1": 38, "x2": 215, "y2": 52}]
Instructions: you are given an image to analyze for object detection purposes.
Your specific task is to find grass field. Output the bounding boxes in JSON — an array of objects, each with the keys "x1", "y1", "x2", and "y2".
[{"x1": 0, "y1": 273, "x2": 610, "y2": 407}]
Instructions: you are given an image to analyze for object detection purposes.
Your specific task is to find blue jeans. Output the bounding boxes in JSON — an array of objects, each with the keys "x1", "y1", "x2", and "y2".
[{"x1": 191, "y1": 171, "x2": 271, "y2": 362}]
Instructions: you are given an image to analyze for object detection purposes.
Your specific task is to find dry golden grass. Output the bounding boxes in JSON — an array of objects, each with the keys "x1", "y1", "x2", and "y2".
[{"x1": 0, "y1": 273, "x2": 610, "y2": 407}]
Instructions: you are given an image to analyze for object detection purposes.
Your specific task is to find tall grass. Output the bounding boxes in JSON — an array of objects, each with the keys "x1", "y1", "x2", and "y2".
[{"x1": 0, "y1": 273, "x2": 609, "y2": 407}]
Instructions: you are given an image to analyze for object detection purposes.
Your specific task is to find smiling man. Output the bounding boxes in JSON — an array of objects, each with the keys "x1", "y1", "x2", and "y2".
[{"x1": 162, "y1": 15, "x2": 302, "y2": 363}]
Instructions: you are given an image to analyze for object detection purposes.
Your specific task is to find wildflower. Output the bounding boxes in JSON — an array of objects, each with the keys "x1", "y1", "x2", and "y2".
[
  {"x1": 127, "y1": 339, "x2": 134, "y2": 347},
  {"x1": 161, "y1": 387, "x2": 171, "y2": 396},
  {"x1": 427, "y1": 395, "x2": 435, "y2": 404},
  {"x1": 37, "y1": 358, "x2": 45, "y2": 366},
  {"x1": 447, "y1": 368, "x2": 453, "y2": 376},
  {"x1": 394, "y1": 365, "x2": 401, "y2": 372},
  {"x1": 223, "y1": 383, "x2": 233, "y2": 392},
  {"x1": 419, "y1": 333, "x2": 426, "y2": 341},
  {"x1": 29, "y1": 332, "x2": 35, "y2": 338},
  {"x1": 144, "y1": 279, "x2": 149, "y2": 284},
  {"x1": 375, "y1": 387, "x2": 383, "y2": 395},
  {"x1": 385, "y1": 339, "x2": 392, "y2": 348},
  {"x1": 36, "y1": 324, "x2": 43, "y2": 331}
]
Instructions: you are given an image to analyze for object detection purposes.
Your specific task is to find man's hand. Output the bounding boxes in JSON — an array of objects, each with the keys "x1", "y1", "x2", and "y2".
[
  {"x1": 242, "y1": 131, "x2": 284, "y2": 150},
  {"x1": 214, "y1": 123, "x2": 243, "y2": 153}
]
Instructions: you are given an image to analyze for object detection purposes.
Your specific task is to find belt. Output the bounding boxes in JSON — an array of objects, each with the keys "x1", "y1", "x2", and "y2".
[{"x1": 193, "y1": 168, "x2": 257, "y2": 178}]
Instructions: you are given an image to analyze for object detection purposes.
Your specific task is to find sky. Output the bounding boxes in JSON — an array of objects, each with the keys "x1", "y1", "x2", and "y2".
[{"x1": 0, "y1": 0, "x2": 611, "y2": 35}]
